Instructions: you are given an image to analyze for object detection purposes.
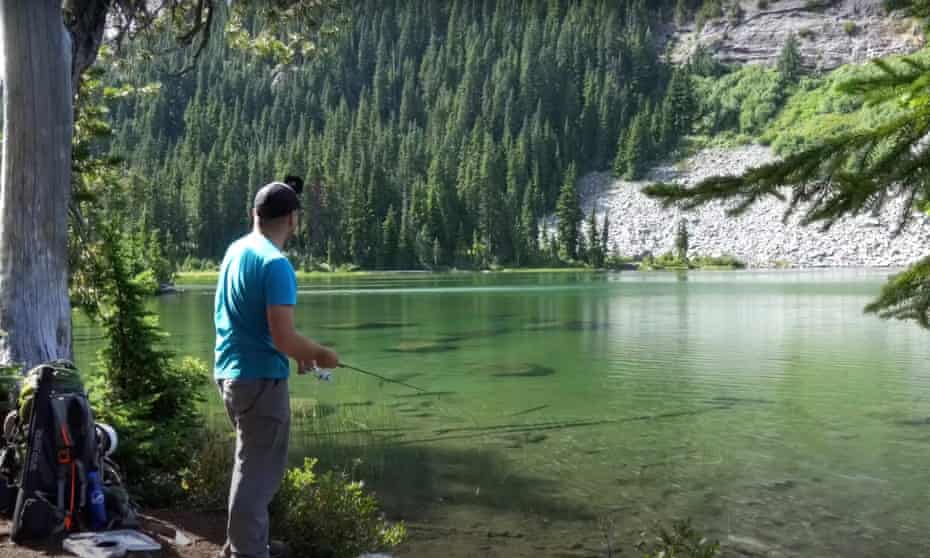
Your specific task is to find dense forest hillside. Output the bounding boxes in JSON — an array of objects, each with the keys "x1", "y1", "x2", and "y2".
[
  {"x1": 105, "y1": 0, "x2": 924, "y2": 272},
  {"x1": 107, "y1": 0, "x2": 712, "y2": 270}
]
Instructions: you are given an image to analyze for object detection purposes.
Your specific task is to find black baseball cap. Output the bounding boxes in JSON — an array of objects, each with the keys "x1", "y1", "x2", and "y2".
[
  {"x1": 283, "y1": 175, "x2": 304, "y2": 195},
  {"x1": 254, "y1": 182, "x2": 301, "y2": 219}
]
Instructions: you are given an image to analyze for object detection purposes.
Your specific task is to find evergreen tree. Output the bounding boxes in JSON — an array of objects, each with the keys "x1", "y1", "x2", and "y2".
[
  {"x1": 647, "y1": 39, "x2": 930, "y2": 325},
  {"x1": 587, "y1": 209, "x2": 603, "y2": 267},
  {"x1": 621, "y1": 108, "x2": 653, "y2": 181},
  {"x1": 675, "y1": 219, "x2": 689, "y2": 262},
  {"x1": 777, "y1": 33, "x2": 803, "y2": 85},
  {"x1": 517, "y1": 182, "x2": 539, "y2": 266},
  {"x1": 380, "y1": 205, "x2": 399, "y2": 269},
  {"x1": 556, "y1": 163, "x2": 582, "y2": 261},
  {"x1": 600, "y1": 214, "x2": 610, "y2": 262},
  {"x1": 659, "y1": 68, "x2": 696, "y2": 153},
  {"x1": 105, "y1": 1, "x2": 686, "y2": 271},
  {"x1": 612, "y1": 127, "x2": 629, "y2": 177}
]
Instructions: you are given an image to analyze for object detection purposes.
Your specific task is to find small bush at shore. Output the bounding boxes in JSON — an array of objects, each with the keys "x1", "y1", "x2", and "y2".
[
  {"x1": 271, "y1": 458, "x2": 406, "y2": 558},
  {"x1": 637, "y1": 519, "x2": 720, "y2": 558},
  {"x1": 180, "y1": 429, "x2": 235, "y2": 509},
  {"x1": 182, "y1": 435, "x2": 406, "y2": 557},
  {"x1": 640, "y1": 253, "x2": 745, "y2": 271}
]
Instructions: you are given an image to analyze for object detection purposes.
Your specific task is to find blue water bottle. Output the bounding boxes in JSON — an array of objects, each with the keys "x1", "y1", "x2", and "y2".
[{"x1": 87, "y1": 470, "x2": 107, "y2": 530}]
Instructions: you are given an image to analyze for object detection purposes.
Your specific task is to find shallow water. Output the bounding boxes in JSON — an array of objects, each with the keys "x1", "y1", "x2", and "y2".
[{"x1": 73, "y1": 269, "x2": 930, "y2": 556}]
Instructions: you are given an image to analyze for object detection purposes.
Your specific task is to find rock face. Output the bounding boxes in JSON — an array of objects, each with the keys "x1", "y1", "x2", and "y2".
[
  {"x1": 556, "y1": 145, "x2": 930, "y2": 268},
  {"x1": 670, "y1": 0, "x2": 925, "y2": 71}
]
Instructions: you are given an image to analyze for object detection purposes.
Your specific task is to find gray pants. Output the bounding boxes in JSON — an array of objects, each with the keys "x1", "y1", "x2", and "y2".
[{"x1": 218, "y1": 378, "x2": 291, "y2": 558}]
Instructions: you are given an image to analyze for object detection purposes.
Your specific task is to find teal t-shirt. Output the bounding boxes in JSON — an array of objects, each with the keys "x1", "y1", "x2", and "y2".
[{"x1": 214, "y1": 233, "x2": 297, "y2": 380}]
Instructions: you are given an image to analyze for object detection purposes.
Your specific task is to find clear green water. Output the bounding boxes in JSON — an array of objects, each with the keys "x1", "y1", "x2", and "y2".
[{"x1": 73, "y1": 270, "x2": 930, "y2": 556}]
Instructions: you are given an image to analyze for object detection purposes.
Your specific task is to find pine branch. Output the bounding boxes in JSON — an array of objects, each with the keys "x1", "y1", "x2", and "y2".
[
  {"x1": 645, "y1": 105, "x2": 930, "y2": 229},
  {"x1": 865, "y1": 255, "x2": 930, "y2": 328},
  {"x1": 645, "y1": 55, "x2": 930, "y2": 328}
]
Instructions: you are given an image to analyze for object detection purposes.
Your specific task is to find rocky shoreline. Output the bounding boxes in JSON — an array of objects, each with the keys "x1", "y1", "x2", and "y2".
[{"x1": 566, "y1": 145, "x2": 930, "y2": 269}]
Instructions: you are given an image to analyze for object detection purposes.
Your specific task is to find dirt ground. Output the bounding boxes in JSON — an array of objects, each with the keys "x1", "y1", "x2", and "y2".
[
  {"x1": 0, "y1": 510, "x2": 226, "y2": 558},
  {"x1": 0, "y1": 506, "x2": 608, "y2": 557}
]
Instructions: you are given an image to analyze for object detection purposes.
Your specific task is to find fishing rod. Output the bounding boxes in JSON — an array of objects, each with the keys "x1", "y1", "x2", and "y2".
[{"x1": 336, "y1": 362, "x2": 429, "y2": 393}]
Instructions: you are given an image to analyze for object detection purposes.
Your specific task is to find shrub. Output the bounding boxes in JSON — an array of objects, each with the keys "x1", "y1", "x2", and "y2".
[
  {"x1": 180, "y1": 430, "x2": 235, "y2": 509},
  {"x1": 692, "y1": 255, "x2": 746, "y2": 269},
  {"x1": 0, "y1": 363, "x2": 20, "y2": 417},
  {"x1": 270, "y1": 458, "x2": 406, "y2": 558},
  {"x1": 695, "y1": 0, "x2": 724, "y2": 30},
  {"x1": 844, "y1": 21, "x2": 858, "y2": 35},
  {"x1": 761, "y1": 49, "x2": 930, "y2": 154},
  {"x1": 757, "y1": 0, "x2": 770, "y2": 9},
  {"x1": 636, "y1": 519, "x2": 720, "y2": 558},
  {"x1": 693, "y1": 65, "x2": 785, "y2": 136},
  {"x1": 87, "y1": 223, "x2": 209, "y2": 505}
]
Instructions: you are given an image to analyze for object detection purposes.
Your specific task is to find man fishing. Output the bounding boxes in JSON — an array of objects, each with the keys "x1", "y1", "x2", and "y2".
[{"x1": 214, "y1": 179, "x2": 339, "y2": 558}]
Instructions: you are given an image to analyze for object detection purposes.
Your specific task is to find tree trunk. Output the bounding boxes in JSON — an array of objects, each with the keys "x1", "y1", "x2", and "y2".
[{"x1": 0, "y1": 1, "x2": 73, "y2": 368}]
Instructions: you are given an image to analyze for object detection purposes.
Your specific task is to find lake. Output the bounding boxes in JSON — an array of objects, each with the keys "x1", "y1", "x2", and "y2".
[{"x1": 73, "y1": 269, "x2": 930, "y2": 557}]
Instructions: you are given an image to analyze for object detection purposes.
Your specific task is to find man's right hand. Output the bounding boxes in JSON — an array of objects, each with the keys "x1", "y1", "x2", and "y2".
[{"x1": 316, "y1": 347, "x2": 339, "y2": 369}]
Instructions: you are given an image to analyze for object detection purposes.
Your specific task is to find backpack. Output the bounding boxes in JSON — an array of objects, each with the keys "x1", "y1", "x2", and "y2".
[{"x1": 0, "y1": 360, "x2": 130, "y2": 542}]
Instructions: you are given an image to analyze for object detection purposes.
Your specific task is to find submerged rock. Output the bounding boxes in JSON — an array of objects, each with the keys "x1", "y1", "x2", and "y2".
[
  {"x1": 323, "y1": 321, "x2": 413, "y2": 330},
  {"x1": 492, "y1": 364, "x2": 556, "y2": 378},
  {"x1": 385, "y1": 341, "x2": 459, "y2": 354}
]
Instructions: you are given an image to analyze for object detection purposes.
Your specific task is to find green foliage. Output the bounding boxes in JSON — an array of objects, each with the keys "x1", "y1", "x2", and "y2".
[
  {"x1": 70, "y1": 58, "x2": 207, "y2": 504},
  {"x1": 108, "y1": 1, "x2": 680, "y2": 271},
  {"x1": 636, "y1": 519, "x2": 721, "y2": 558},
  {"x1": 179, "y1": 256, "x2": 220, "y2": 272},
  {"x1": 270, "y1": 458, "x2": 407, "y2": 558},
  {"x1": 689, "y1": 44, "x2": 728, "y2": 78},
  {"x1": 864, "y1": 255, "x2": 930, "y2": 326},
  {"x1": 675, "y1": 219, "x2": 690, "y2": 261},
  {"x1": 844, "y1": 21, "x2": 858, "y2": 35},
  {"x1": 647, "y1": 49, "x2": 930, "y2": 326},
  {"x1": 690, "y1": 254, "x2": 746, "y2": 269},
  {"x1": 556, "y1": 164, "x2": 582, "y2": 261},
  {"x1": 620, "y1": 108, "x2": 655, "y2": 180},
  {"x1": 586, "y1": 210, "x2": 605, "y2": 268},
  {"x1": 693, "y1": 64, "x2": 785, "y2": 136},
  {"x1": 640, "y1": 252, "x2": 690, "y2": 270},
  {"x1": 90, "y1": 223, "x2": 209, "y2": 504},
  {"x1": 224, "y1": 1, "x2": 343, "y2": 65},
  {"x1": 0, "y1": 364, "x2": 21, "y2": 417},
  {"x1": 659, "y1": 69, "x2": 697, "y2": 153},
  {"x1": 180, "y1": 430, "x2": 235, "y2": 509},
  {"x1": 695, "y1": 0, "x2": 724, "y2": 30},
  {"x1": 763, "y1": 49, "x2": 930, "y2": 154},
  {"x1": 778, "y1": 33, "x2": 804, "y2": 84},
  {"x1": 803, "y1": 0, "x2": 834, "y2": 9},
  {"x1": 885, "y1": 0, "x2": 930, "y2": 17}
]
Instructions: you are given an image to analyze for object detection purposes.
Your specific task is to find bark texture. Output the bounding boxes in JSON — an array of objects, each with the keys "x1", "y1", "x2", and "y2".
[
  {"x1": 0, "y1": 0, "x2": 74, "y2": 368},
  {"x1": 64, "y1": 0, "x2": 110, "y2": 93}
]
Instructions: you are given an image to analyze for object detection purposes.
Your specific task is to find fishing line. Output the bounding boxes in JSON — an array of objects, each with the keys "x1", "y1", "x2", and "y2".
[
  {"x1": 338, "y1": 362, "x2": 429, "y2": 393},
  {"x1": 328, "y1": 361, "x2": 483, "y2": 427}
]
